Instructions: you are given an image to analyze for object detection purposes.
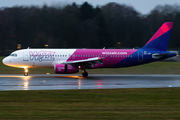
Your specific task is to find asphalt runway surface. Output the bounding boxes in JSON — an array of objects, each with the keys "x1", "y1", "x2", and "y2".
[{"x1": 0, "y1": 74, "x2": 180, "y2": 91}]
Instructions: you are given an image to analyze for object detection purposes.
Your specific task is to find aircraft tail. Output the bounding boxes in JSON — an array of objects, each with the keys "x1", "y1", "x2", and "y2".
[{"x1": 141, "y1": 22, "x2": 173, "y2": 51}]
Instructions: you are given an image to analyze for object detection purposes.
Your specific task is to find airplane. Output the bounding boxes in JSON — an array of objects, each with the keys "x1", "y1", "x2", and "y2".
[{"x1": 2, "y1": 22, "x2": 176, "y2": 77}]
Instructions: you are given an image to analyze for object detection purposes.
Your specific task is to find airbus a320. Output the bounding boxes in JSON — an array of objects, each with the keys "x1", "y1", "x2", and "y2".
[{"x1": 2, "y1": 22, "x2": 176, "y2": 77}]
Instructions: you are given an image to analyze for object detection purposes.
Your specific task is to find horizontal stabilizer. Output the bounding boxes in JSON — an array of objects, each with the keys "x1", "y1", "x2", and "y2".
[{"x1": 152, "y1": 53, "x2": 176, "y2": 59}]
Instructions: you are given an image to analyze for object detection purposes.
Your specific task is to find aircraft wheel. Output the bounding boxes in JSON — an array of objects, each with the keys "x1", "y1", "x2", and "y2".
[
  {"x1": 82, "y1": 71, "x2": 88, "y2": 77},
  {"x1": 24, "y1": 72, "x2": 28, "y2": 76},
  {"x1": 24, "y1": 68, "x2": 28, "y2": 76}
]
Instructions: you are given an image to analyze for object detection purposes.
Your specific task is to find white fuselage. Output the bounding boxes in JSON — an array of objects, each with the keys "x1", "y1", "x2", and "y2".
[{"x1": 3, "y1": 49, "x2": 76, "y2": 68}]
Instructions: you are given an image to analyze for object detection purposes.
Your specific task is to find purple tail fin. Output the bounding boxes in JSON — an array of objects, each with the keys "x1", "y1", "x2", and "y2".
[{"x1": 142, "y1": 22, "x2": 173, "y2": 51}]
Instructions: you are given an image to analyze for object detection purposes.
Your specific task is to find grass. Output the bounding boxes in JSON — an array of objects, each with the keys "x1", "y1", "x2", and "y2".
[
  {"x1": 0, "y1": 88, "x2": 180, "y2": 119},
  {"x1": 1, "y1": 57, "x2": 180, "y2": 74}
]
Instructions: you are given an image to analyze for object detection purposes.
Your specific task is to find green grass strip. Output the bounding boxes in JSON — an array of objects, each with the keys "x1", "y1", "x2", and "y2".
[{"x1": 0, "y1": 88, "x2": 180, "y2": 119}]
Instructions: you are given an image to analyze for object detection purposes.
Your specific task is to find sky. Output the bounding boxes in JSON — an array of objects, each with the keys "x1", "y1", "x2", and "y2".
[{"x1": 0, "y1": 0, "x2": 180, "y2": 14}]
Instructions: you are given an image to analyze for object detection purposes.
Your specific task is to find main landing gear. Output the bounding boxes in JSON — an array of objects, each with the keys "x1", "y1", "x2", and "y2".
[
  {"x1": 24, "y1": 68, "x2": 28, "y2": 76},
  {"x1": 82, "y1": 71, "x2": 88, "y2": 77},
  {"x1": 81, "y1": 66, "x2": 88, "y2": 77}
]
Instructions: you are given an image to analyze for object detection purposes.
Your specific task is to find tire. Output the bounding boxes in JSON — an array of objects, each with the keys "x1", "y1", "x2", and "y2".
[
  {"x1": 24, "y1": 72, "x2": 28, "y2": 76},
  {"x1": 82, "y1": 72, "x2": 88, "y2": 77}
]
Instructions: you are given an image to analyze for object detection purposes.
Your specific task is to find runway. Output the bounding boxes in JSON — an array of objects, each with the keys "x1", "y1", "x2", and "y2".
[{"x1": 0, "y1": 74, "x2": 180, "y2": 91}]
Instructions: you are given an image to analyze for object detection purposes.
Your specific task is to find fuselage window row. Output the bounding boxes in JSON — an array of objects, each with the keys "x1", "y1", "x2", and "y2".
[{"x1": 29, "y1": 54, "x2": 133, "y2": 58}]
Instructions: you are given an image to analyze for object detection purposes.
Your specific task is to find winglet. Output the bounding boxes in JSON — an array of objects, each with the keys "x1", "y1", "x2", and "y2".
[{"x1": 141, "y1": 22, "x2": 173, "y2": 51}]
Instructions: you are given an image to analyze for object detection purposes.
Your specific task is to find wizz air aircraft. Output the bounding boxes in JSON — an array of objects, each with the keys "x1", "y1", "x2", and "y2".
[{"x1": 2, "y1": 22, "x2": 176, "y2": 77}]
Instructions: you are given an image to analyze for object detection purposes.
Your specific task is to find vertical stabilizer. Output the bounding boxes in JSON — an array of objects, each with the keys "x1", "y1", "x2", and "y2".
[{"x1": 141, "y1": 22, "x2": 173, "y2": 51}]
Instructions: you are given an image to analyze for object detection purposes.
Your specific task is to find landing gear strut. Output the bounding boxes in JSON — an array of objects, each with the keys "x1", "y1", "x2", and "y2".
[
  {"x1": 24, "y1": 68, "x2": 28, "y2": 76},
  {"x1": 82, "y1": 71, "x2": 88, "y2": 77},
  {"x1": 81, "y1": 66, "x2": 88, "y2": 77}
]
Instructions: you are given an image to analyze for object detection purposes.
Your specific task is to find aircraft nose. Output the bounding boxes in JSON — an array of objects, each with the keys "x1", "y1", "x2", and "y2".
[{"x1": 2, "y1": 57, "x2": 8, "y2": 65}]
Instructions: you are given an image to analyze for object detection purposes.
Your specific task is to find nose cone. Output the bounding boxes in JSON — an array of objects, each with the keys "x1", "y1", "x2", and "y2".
[{"x1": 2, "y1": 57, "x2": 8, "y2": 65}]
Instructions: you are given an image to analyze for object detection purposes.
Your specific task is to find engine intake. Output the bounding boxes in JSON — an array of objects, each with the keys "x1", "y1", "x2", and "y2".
[{"x1": 54, "y1": 64, "x2": 78, "y2": 74}]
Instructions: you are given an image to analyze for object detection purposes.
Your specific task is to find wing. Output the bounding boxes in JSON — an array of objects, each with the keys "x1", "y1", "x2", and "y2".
[{"x1": 62, "y1": 57, "x2": 104, "y2": 68}]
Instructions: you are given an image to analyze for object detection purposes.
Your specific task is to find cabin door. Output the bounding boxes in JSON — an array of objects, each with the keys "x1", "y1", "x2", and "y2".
[{"x1": 23, "y1": 50, "x2": 29, "y2": 61}]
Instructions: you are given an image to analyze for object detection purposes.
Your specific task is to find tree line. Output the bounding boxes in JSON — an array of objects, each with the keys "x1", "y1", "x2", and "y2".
[{"x1": 0, "y1": 2, "x2": 180, "y2": 55}]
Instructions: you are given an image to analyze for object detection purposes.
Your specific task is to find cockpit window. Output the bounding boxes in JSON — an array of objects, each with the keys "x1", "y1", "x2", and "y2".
[{"x1": 9, "y1": 54, "x2": 17, "y2": 57}]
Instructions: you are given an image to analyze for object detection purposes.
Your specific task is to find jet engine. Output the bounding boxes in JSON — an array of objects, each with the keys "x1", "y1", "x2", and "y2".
[{"x1": 54, "y1": 64, "x2": 79, "y2": 74}]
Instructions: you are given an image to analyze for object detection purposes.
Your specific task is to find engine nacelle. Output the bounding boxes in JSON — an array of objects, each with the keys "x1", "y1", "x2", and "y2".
[{"x1": 54, "y1": 64, "x2": 79, "y2": 74}]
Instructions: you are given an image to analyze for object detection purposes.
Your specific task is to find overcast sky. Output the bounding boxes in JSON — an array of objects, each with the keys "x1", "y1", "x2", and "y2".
[{"x1": 0, "y1": 0, "x2": 180, "y2": 14}]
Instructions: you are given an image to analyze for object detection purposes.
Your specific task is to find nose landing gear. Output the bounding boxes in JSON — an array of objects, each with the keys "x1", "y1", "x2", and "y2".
[{"x1": 24, "y1": 68, "x2": 28, "y2": 76}]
